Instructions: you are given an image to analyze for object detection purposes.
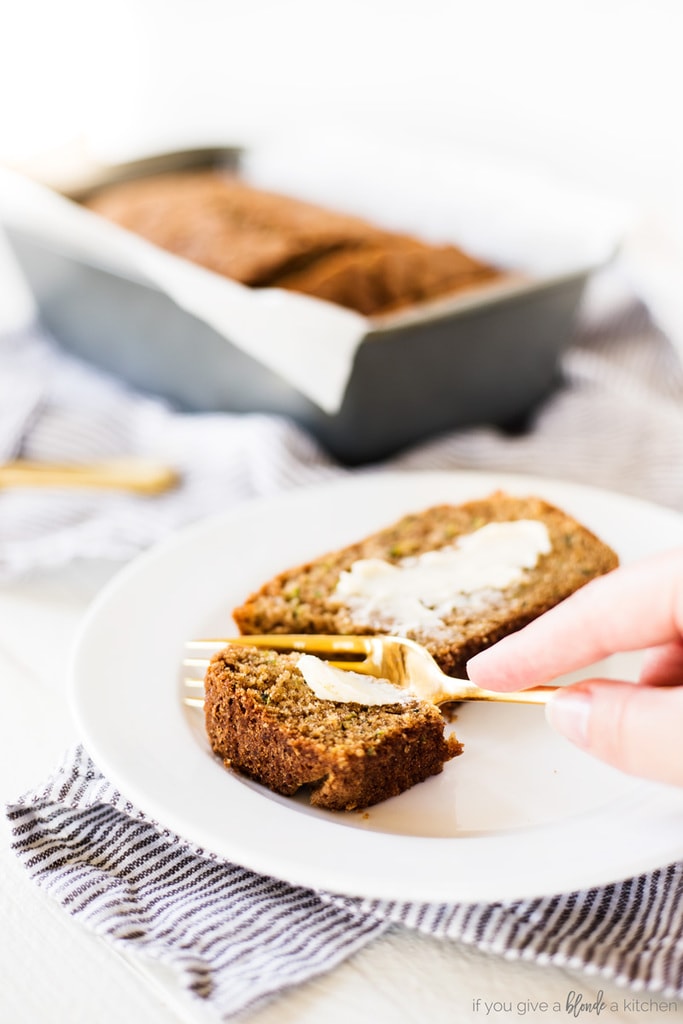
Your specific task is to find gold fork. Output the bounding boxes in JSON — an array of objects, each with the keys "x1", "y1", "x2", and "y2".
[
  {"x1": 183, "y1": 634, "x2": 558, "y2": 707},
  {"x1": 0, "y1": 458, "x2": 179, "y2": 494}
]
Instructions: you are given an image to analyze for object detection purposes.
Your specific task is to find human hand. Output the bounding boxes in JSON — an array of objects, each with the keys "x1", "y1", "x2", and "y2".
[{"x1": 466, "y1": 548, "x2": 683, "y2": 787}]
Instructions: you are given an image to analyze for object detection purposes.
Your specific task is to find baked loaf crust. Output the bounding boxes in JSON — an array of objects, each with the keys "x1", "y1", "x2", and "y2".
[
  {"x1": 233, "y1": 493, "x2": 619, "y2": 678},
  {"x1": 83, "y1": 171, "x2": 500, "y2": 316},
  {"x1": 204, "y1": 645, "x2": 462, "y2": 811}
]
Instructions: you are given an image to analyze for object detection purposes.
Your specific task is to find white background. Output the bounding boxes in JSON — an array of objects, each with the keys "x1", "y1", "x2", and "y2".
[{"x1": 2, "y1": 0, "x2": 682, "y2": 225}]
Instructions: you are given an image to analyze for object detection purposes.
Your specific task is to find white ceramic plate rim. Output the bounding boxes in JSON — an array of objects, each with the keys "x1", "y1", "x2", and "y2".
[{"x1": 69, "y1": 471, "x2": 683, "y2": 903}]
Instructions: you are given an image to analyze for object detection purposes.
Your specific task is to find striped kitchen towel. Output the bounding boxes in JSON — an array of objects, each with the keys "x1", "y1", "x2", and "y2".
[
  {"x1": 6, "y1": 746, "x2": 391, "y2": 1019},
  {"x1": 2, "y1": 278, "x2": 683, "y2": 580},
  {"x1": 0, "y1": 328, "x2": 340, "y2": 578},
  {"x1": 6, "y1": 745, "x2": 683, "y2": 1021}
]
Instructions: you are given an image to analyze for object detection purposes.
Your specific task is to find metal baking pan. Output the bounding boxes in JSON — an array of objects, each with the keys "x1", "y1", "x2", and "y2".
[{"x1": 2, "y1": 148, "x2": 593, "y2": 465}]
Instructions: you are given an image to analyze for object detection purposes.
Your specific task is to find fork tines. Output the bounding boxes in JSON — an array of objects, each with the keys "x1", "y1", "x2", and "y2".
[
  {"x1": 184, "y1": 634, "x2": 372, "y2": 654},
  {"x1": 183, "y1": 634, "x2": 373, "y2": 673},
  {"x1": 182, "y1": 634, "x2": 375, "y2": 708}
]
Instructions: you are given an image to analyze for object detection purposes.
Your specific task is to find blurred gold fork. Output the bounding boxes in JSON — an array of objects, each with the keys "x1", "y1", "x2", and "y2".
[
  {"x1": 183, "y1": 634, "x2": 557, "y2": 707},
  {"x1": 0, "y1": 457, "x2": 179, "y2": 494}
]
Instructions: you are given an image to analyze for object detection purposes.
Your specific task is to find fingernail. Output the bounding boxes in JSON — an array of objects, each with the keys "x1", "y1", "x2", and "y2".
[{"x1": 545, "y1": 689, "x2": 592, "y2": 748}]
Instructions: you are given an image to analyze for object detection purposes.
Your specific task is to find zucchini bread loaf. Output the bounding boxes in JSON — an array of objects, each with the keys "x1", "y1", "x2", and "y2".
[
  {"x1": 233, "y1": 493, "x2": 619, "y2": 678},
  {"x1": 83, "y1": 171, "x2": 500, "y2": 316},
  {"x1": 204, "y1": 644, "x2": 462, "y2": 811}
]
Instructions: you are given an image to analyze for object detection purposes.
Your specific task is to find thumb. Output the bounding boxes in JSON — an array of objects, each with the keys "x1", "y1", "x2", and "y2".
[{"x1": 546, "y1": 680, "x2": 683, "y2": 788}]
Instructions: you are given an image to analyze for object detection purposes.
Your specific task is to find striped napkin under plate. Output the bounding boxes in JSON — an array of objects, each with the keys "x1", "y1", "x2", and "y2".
[
  {"x1": 6, "y1": 745, "x2": 683, "y2": 1022},
  {"x1": 2, "y1": 288, "x2": 683, "y2": 580}
]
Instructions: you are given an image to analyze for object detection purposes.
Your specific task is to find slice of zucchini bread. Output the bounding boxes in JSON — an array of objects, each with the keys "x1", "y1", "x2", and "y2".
[
  {"x1": 204, "y1": 645, "x2": 462, "y2": 811},
  {"x1": 233, "y1": 493, "x2": 619, "y2": 678}
]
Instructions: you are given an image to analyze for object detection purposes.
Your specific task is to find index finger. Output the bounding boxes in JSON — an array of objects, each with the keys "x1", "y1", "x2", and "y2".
[{"x1": 466, "y1": 547, "x2": 683, "y2": 691}]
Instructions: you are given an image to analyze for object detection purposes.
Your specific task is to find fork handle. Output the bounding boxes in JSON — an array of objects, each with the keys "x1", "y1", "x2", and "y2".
[
  {"x1": 0, "y1": 458, "x2": 179, "y2": 494},
  {"x1": 454, "y1": 685, "x2": 558, "y2": 705}
]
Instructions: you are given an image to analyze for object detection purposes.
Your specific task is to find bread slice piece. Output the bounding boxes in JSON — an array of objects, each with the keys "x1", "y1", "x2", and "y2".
[
  {"x1": 233, "y1": 493, "x2": 619, "y2": 678},
  {"x1": 84, "y1": 171, "x2": 501, "y2": 315},
  {"x1": 204, "y1": 644, "x2": 462, "y2": 811},
  {"x1": 271, "y1": 235, "x2": 498, "y2": 316},
  {"x1": 84, "y1": 172, "x2": 383, "y2": 287}
]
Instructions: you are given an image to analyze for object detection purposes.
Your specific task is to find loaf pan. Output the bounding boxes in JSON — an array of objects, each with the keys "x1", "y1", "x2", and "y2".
[{"x1": 1, "y1": 148, "x2": 596, "y2": 465}]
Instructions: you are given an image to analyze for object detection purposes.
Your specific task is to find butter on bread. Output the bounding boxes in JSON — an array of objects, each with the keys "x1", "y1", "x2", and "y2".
[{"x1": 233, "y1": 493, "x2": 619, "y2": 679}]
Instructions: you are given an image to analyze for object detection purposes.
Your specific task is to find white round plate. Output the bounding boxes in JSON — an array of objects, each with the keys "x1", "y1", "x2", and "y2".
[{"x1": 69, "y1": 471, "x2": 683, "y2": 903}]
